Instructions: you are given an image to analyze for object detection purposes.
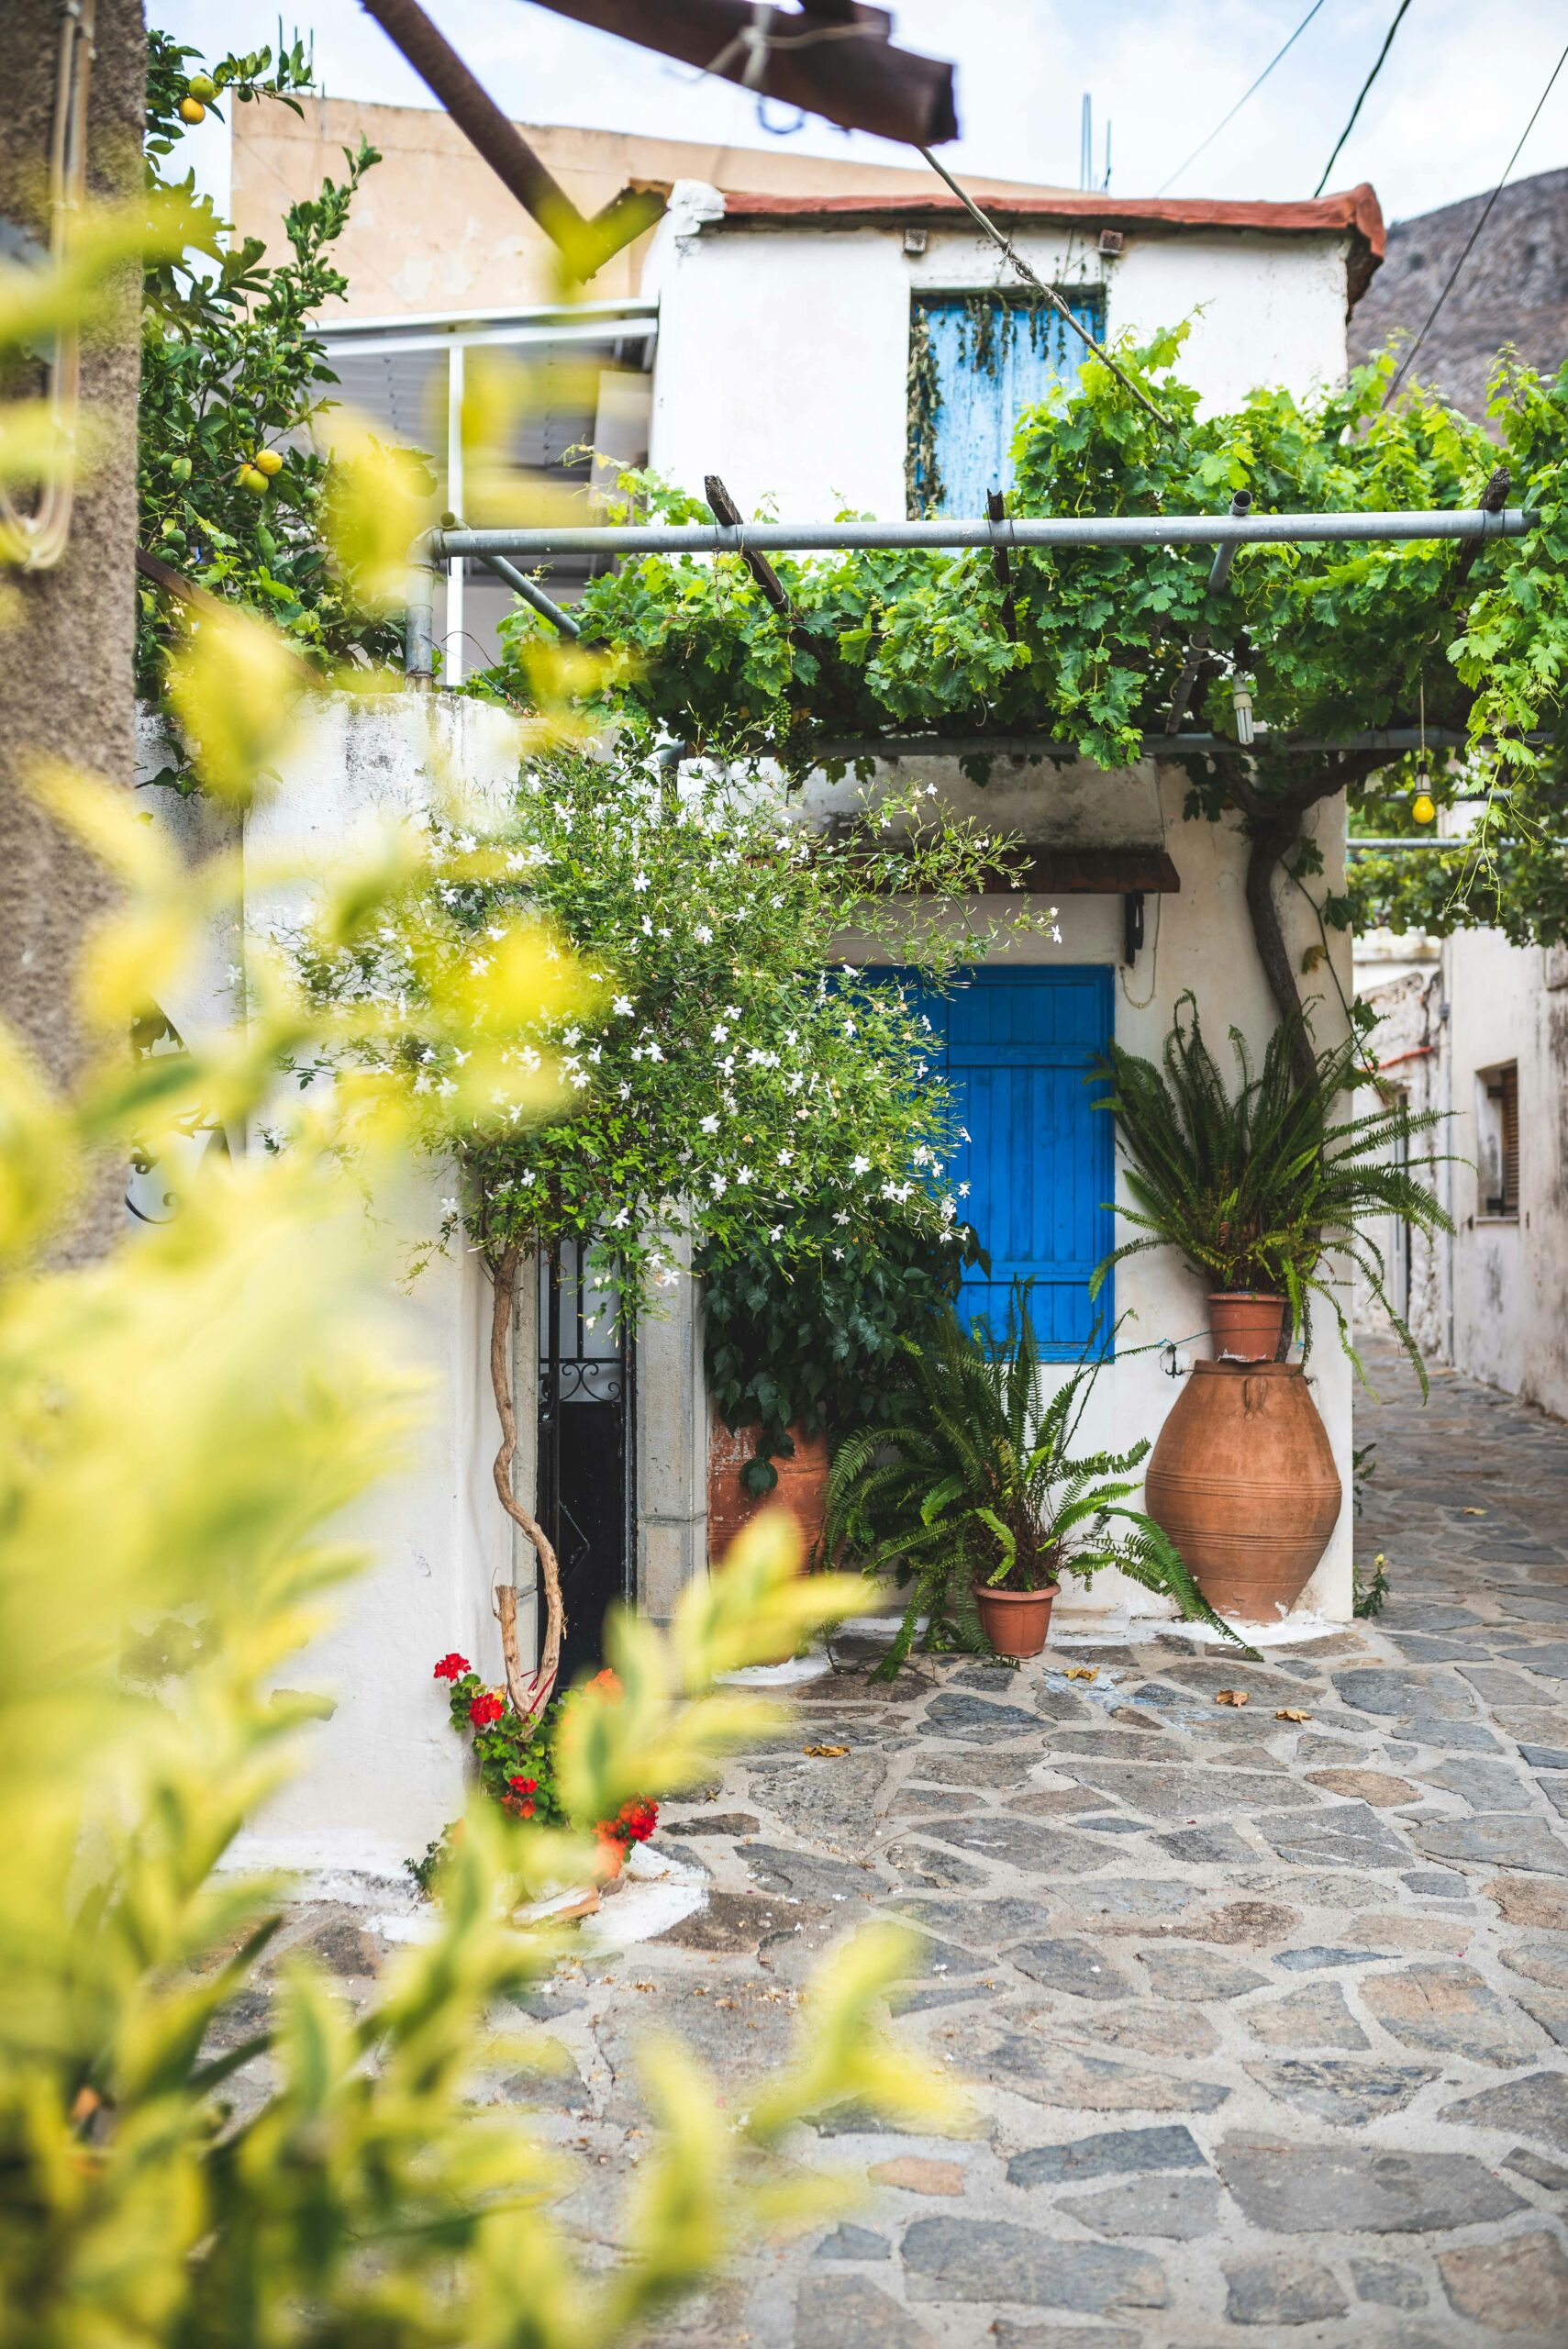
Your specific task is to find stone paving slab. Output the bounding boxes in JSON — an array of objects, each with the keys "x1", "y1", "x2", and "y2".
[{"x1": 275, "y1": 1340, "x2": 1568, "y2": 2344}]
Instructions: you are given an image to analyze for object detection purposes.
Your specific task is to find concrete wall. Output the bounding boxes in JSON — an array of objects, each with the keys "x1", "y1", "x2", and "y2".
[
  {"x1": 647, "y1": 192, "x2": 1354, "y2": 515},
  {"x1": 230, "y1": 97, "x2": 1063, "y2": 323}
]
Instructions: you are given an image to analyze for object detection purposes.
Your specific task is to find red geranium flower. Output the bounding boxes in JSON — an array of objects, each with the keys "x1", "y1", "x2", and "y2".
[
  {"x1": 468, "y1": 1689, "x2": 505, "y2": 1729},
  {"x1": 507, "y1": 1776, "x2": 538, "y2": 1796},
  {"x1": 617, "y1": 1798, "x2": 659, "y2": 1843},
  {"x1": 588, "y1": 1667, "x2": 623, "y2": 1699},
  {"x1": 433, "y1": 1653, "x2": 471, "y2": 1682}
]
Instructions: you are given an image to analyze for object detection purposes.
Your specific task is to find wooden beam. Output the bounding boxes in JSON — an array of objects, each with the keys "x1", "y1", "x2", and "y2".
[
  {"x1": 705, "y1": 474, "x2": 790, "y2": 612},
  {"x1": 358, "y1": 0, "x2": 665, "y2": 278},
  {"x1": 522, "y1": 1, "x2": 957, "y2": 146}
]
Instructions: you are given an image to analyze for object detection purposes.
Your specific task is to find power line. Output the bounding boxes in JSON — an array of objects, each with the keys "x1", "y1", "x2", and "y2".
[
  {"x1": 1384, "y1": 29, "x2": 1568, "y2": 404},
  {"x1": 1155, "y1": 0, "x2": 1329, "y2": 196},
  {"x1": 1314, "y1": 0, "x2": 1412, "y2": 197}
]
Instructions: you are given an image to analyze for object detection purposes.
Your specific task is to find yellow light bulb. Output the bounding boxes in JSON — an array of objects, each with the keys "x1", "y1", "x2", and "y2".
[{"x1": 1412, "y1": 792, "x2": 1436, "y2": 826}]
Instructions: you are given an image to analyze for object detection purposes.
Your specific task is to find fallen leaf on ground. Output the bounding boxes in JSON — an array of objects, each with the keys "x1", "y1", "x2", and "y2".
[
  {"x1": 803, "y1": 1743, "x2": 850, "y2": 1758},
  {"x1": 1064, "y1": 1665, "x2": 1099, "y2": 1682},
  {"x1": 1275, "y1": 1708, "x2": 1312, "y2": 1723},
  {"x1": 1216, "y1": 1688, "x2": 1250, "y2": 1707},
  {"x1": 1461, "y1": 1506, "x2": 1486, "y2": 1516}
]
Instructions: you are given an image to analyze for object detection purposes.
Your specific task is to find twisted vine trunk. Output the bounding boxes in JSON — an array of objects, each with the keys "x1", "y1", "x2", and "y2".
[{"x1": 488, "y1": 1243, "x2": 564, "y2": 1727}]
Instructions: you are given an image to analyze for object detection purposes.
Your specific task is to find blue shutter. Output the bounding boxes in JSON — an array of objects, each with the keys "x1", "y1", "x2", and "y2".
[
  {"x1": 893, "y1": 966, "x2": 1115, "y2": 1355},
  {"x1": 911, "y1": 293, "x2": 1105, "y2": 518}
]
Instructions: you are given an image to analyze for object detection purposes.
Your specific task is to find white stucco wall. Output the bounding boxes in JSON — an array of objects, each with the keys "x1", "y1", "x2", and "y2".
[
  {"x1": 1443, "y1": 928, "x2": 1568, "y2": 1419},
  {"x1": 646, "y1": 188, "x2": 1353, "y2": 517},
  {"x1": 141, "y1": 696, "x2": 532, "y2": 1886},
  {"x1": 1357, "y1": 920, "x2": 1568, "y2": 1427}
]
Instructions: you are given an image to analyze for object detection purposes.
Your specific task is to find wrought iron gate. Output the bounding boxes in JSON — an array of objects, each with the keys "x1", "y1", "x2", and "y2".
[{"x1": 536, "y1": 1241, "x2": 633, "y2": 1686}]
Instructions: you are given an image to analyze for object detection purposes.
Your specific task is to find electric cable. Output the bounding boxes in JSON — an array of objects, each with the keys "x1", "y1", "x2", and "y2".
[
  {"x1": 1384, "y1": 29, "x2": 1568, "y2": 404},
  {"x1": 1313, "y1": 0, "x2": 1412, "y2": 196},
  {"x1": 1155, "y1": 0, "x2": 1329, "y2": 196}
]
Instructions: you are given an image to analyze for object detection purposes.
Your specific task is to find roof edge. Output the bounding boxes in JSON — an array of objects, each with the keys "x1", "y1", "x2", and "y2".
[{"x1": 708, "y1": 184, "x2": 1386, "y2": 309}]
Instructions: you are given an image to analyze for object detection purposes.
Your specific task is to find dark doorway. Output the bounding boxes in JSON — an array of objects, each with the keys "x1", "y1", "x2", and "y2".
[{"x1": 537, "y1": 1241, "x2": 633, "y2": 1688}]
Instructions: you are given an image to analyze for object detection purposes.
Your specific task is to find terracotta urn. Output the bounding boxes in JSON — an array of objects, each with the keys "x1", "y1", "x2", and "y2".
[
  {"x1": 707, "y1": 1415, "x2": 830, "y2": 1568},
  {"x1": 973, "y1": 1578, "x2": 1061, "y2": 1659},
  {"x1": 1144, "y1": 1361, "x2": 1341, "y2": 1623},
  {"x1": 1207, "y1": 1291, "x2": 1287, "y2": 1362}
]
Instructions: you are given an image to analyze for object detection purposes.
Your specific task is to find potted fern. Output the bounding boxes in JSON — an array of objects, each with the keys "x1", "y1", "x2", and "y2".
[
  {"x1": 1089, "y1": 993, "x2": 1451, "y2": 1371},
  {"x1": 821, "y1": 1286, "x2": 1239, "y2": 1669}
]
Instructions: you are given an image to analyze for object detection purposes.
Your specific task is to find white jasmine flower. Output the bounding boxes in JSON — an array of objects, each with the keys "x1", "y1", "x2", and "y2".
[
  {"x1": 699, "y1": 1114, "x2": 719, "y2": 1134},
  {"x1": 613, "y1": 994, "x2": 633, "y2": 1017},
  {"x1": 776, "y1": 1150, "x2": 793, "y2": 1167},
  {"x1": 851, "y1": 1154, "x2": 871, "y2": 1175},
  {"x1": 694, "y1": 922, "x2": 713, "y2": 943}
]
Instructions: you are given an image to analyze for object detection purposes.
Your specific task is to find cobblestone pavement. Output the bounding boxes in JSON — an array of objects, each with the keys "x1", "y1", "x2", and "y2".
[{"x1": 282, "y1": 1341, "x2": 1568, "y2": 2344}]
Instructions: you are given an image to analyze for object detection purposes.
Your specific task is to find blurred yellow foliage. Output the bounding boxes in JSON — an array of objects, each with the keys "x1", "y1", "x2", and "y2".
[{"x1": 0, "y1": 190, "x2": 961, "y2": 2349}]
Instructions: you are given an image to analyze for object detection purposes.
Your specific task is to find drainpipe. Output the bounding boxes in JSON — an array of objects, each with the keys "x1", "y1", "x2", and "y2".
[{"x1": 405, "y1": 544, "x2": 436, "y2": 690}]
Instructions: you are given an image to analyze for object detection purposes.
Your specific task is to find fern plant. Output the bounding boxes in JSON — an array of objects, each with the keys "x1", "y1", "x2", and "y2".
[
  {"x1": 1089, "y1": 992, "x2": 1452, "y2": 1388},
  {"x1": 822, "y1": 1288, "x2": 1240, "y2": 1673}
]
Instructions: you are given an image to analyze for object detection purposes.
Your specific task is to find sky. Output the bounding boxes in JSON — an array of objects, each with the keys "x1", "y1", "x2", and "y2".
[{"x1": 157, "y1": 0, "x2": 1568, "y2": 230}]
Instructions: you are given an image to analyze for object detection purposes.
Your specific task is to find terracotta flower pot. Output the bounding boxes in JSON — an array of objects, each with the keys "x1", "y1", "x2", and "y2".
[
  {"x1": 1208, "y1": 1290, "x2": 1287, "y2": 1362},
  {"x1": 1144, "y1": 1361, "x2": 1341, "y2": 1623},
  {"x1": 973, "y1": 1578, "x2": 1061, "y2": 1659},
  {"x1": 707, "y1": 1415, "x2": 829, "y2": 1567}
]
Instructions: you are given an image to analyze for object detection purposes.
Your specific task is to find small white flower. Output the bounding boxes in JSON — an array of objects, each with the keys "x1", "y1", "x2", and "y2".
[
  {"x1": 440, "y1": 1197, "x2": 459, "y2": 1215},
  {"x1": 735, "y1": 1164, "x2": 754, "y2": 1184},
  {"x1": 776, "y1": 1150, "x2": 793, "y2": 1167},
  {"x1": 700, "y1": 1113, "x2": 719, "y2": 1134},
  {"x1": 632, "y1": 872, "x2": 650, "y2": 893},
  {"x1": 613, "y1": 994, "x2": 633, "y2": 1017},
  {"x1": 694, "y1": 923, "x2": 713, "y2": 943},
  {"x1": 712, "y1": 1022, "x2": 729, "y2": 1043},
  {"x1": 768, "y1": 1223, "x2": 784, "y2": 1243},
  {"x1": 851, "y1": 1154, "x2": 870, "y2": 1175}
]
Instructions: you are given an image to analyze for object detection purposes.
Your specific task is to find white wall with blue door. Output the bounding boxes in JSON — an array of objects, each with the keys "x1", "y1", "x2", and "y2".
[
  {"x1": 838, "y1": 753, "x2": 1355, "y2": 1631},
  {"x1": 643, "y1": 185, "x2": 1362, "y2": 1624}
]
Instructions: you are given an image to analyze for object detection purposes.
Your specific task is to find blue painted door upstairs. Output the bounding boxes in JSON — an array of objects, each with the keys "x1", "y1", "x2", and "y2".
[
  {"x1": 910, "y1": 291, "x2": 1105, "y2": 518},
  {"x1": 900, "y1": 966, "x2": 1116, "y2": 1355}
]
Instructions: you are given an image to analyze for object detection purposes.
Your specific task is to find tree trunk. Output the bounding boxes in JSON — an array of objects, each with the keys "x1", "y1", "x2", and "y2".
[
  {"x1": 0, "y1": 1, "x2": 146, "y2": 1262},
  {"x1": 488, "y1": 1243, "x2": 565, "y2": 1725}
]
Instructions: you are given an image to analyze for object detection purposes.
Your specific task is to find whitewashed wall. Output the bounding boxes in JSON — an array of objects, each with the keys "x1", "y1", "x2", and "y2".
[
  {"x1": 141, "y1": 697, "x2": 530, "y2": 1887},
  {"x1": 820, "y1": 753, "x2": 1356, "y2": 1627},
  {"x1": 646, "y1": 186, "x2": 1354, "y2": 517}
]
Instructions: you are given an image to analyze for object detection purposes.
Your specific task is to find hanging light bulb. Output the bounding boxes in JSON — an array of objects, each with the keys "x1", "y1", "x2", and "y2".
[
  {"x1": 1412, "y1": 786, "x2": 1437, "y2": 826},
  {"x1": 1231, "y1": 677, "x2": 1255, "y2": 747}
]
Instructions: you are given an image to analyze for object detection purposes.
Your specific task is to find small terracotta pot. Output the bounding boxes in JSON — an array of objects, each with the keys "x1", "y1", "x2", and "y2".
[
  {"x1": 1208, "y1": 1291, "x2": 1287, "y2": 1362},
  {"x1": 973, "y1": 1578, "x2": 1061, "y2": 1659}
]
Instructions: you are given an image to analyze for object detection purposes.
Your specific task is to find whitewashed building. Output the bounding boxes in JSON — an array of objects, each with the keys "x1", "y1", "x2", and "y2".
[{"x1": 188, "y1": 174, "x2": 1396, "y2": 1876}]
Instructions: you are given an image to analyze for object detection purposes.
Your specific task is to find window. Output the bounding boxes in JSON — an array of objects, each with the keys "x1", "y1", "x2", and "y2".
[
  {"x1": 1476, "y1": 1062, "x2": 1519, "y2": 1219},
  {"x1": 906, "y1": 289, "x2": 1105, "y2": 517}
]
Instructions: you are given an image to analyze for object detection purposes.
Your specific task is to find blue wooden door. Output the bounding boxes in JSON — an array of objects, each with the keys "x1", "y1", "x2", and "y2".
[
  {"x1": 898, "y1": 966, "x2": 1115, "y2": 1354},
  {"x1": 910, "y1": 292, "x2": 1105, "y2": 517}
]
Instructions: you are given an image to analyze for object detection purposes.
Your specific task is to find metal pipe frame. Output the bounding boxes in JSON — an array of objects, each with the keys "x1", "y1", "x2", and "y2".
[
  {"x1": 432, "y1": 507, "x2": 1533, "y2": 562},
  {"x1": 473, "y1": 551, "x2": 582, "y2": 640},
  {"x1": 793, "y1": 727, "x2": 1554, "y2": 763}
]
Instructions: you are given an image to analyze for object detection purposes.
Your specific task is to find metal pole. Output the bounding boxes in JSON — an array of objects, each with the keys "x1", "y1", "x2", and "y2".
[
  {"x1": 473, "y1": 551, "x2": 583, "y2": 640},
  {"x1": 1167, "y1": 490, "x2": 1251, "y2": 734},
  {"x1": 436, "y1": 507, "x2": 1534, "y2": 561},
  {"x1": 445, "y1": 344, "x2": 465, "y2": 687},
  {"x1": 405, "y1": 551, "x2": 436, "y2": 691}
]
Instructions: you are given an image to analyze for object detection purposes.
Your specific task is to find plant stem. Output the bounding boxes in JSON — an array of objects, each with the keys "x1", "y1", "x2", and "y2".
[{"x1": 488, "y1": 1243, "x2": 564, "y2": 1726}]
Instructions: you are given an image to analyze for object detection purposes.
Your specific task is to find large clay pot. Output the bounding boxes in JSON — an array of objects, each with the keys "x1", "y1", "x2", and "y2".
[
  {"x1": 1207, "y1": 1291, "x2": 1287, "y2": 1363},
  {"x1": 707, "y1": 1416, "x2": 829, "y2": 1567},
  {"x1": 1144, "y1": 1362, "x2": 1341, "y2": 1623},
  {"x1": 973, "y1": 1579, "x2": 1061, "y2": 1659}
]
